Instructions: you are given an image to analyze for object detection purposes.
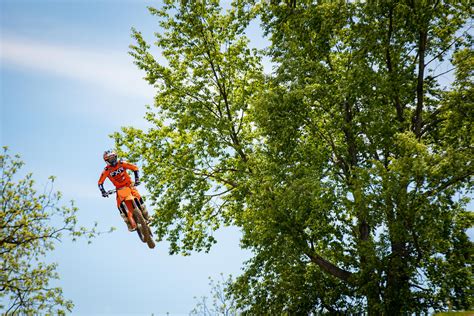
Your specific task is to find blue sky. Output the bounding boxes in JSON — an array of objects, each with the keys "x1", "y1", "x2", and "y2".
[{"x1": 1, "y1": 0, "x2": 252, "y2": 315}]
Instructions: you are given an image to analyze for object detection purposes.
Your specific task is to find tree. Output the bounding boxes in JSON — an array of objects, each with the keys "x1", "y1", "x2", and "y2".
[
  {"x1": 118, "y1": 0, "x2": 263, "y2": 255},
  {"x1": 115, "y1": 0, "x2": 473, "y2": 314},
  {"x1": 190, "y1": 274, "x2": 240, "y2": 316},
  {"x1": 0, "y1": 148, "x2": 105, "y2": 314}
]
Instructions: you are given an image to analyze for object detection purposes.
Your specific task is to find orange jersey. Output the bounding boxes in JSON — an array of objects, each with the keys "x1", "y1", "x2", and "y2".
[{"x1": 98, "y1": 160, "x2": 139, "y2": 189}]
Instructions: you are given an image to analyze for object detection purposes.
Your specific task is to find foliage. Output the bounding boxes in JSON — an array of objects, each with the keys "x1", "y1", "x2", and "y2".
[
  {"x1": 0, "y1": 148, "x2": 107, "y2": 314},
  {"x1": 190, "y1": 274, "x2": 240, "y2": 316},
  {"x1": 435, "y1": 312, "x2": 474, "y2": 316},
  {"x1": 115, "y1": 0, "x2": 473, "y2": 314}
]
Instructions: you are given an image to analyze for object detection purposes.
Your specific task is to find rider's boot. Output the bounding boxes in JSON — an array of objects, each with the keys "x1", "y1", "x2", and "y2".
[{"x1": 120, "y1": 213, "x2": 136, "y2": 232}]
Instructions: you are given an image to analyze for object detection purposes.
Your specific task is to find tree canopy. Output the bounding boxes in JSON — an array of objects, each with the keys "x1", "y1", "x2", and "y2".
[
  {"x1": 0, "y1": 148, "x2": 105, "y2": 314},
  {"x1": 115, "y1": 0, "x2": 473, "y2": 314}
]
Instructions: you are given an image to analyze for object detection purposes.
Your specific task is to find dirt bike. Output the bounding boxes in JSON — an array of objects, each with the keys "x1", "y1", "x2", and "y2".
[{"x1": 106, "y1": 184, "x2": 155, "y2": 249}]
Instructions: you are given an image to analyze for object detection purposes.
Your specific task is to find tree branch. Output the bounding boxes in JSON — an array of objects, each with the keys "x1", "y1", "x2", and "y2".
[
  {"x1": 424, "y1": 26, "x2": 473, "y2": 67},
  {"x1": 305, "y1": 251, "x2": 353, "y2": 283},
  {"x1": 385, "y1": 6, "x2": 404, "y2": 124},
  {"x1": 423, "y1": 171, "x2": 474, "y2": 198}
]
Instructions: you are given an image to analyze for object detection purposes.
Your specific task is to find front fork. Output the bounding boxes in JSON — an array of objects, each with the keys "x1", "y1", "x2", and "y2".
[
  {"x1": 119, "y1": 202, "x2": 137, "y2": 229},
  {"x1": 119, "y1": 198, "x2": 150, "y2": 228},
  {"x1": 136, "y1": 198, "x2": 150, "y2": 221}
]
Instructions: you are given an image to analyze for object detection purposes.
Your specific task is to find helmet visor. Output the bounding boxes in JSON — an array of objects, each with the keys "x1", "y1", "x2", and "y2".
[{"x1": 105, "y1": 155, "x2": 117, "y2": 166}]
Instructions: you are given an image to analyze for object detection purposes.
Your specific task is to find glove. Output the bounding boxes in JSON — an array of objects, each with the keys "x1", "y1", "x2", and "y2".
[
  {"x1": 99, "y1": 184, "x2": 108, "y2": 197},
  {"x1": 133, "y1": 170, "x2": 140, "y2": 186}
]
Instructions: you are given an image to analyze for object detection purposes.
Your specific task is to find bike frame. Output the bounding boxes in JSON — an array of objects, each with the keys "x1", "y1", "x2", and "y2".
[{"x1": 108, "y1": 186, "x2": 138, "y2": 229}]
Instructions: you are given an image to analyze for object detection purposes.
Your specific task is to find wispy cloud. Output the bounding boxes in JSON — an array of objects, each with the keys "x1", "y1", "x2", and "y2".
[{"x1": 0, "y1": 35, "x2": 154, "y2": 99}]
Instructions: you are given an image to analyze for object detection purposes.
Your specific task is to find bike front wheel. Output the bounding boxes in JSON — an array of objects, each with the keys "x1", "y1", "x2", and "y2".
[{"x1": 133, "y1": 208, "x2": 155, "y2": 249}]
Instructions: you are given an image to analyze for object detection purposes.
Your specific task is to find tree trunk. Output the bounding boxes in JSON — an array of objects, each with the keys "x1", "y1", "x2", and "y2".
[
  {"x1": 342, "y1": 100, "x2": 382, "y2": 314},
  {"x1": 413, "y1": 30, "x2": 427, "y2": 138},
  {"x1": 385, "y1": 240, "x2": 411, "y2": 314},
  {"x1": 384, "y1": 181, "x2": 411, "y2": 314}
]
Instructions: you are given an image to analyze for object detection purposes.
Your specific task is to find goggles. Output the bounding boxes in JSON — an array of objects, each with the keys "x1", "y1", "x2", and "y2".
[{"x1": 105, "y1": 155, "x2": 118, "y2": 166}]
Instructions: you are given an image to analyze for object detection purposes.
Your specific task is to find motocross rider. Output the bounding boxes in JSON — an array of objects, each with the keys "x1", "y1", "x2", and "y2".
[{"x1": 98, "y1": 150, "x2": 150, "y2": 231}]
